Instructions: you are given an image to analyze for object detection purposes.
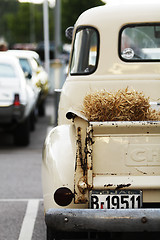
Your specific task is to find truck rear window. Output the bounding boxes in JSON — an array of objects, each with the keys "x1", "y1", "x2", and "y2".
[
  {"x1": 120, "y1": 24, "x2": 160, "y2": 61},
  {"x1": 0, "y1": 63, "x2": 16, "y2": 78},
  {"x1": 70, "y1": 26, "x2": 99, "y2": 75}
]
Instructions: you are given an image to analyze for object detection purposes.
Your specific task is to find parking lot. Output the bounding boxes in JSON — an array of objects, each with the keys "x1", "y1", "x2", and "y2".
[{"x1": 0, "y1": 95, "x2": 55, "y2": 240}]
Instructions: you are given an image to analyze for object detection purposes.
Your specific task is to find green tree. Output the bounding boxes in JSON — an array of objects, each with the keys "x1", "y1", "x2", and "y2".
[
  {"x1": 4, "y1": 2, "x2": 54, "y2": 46},
  {"x1": 1, "y1": 0, "x2": 105, "y2": 46},
  {"x1": 0, "y1": 0, "x2": 18, "y2": 44},
  {"x1": 4, "y1": 3, "x2": 44, "y2": 45},
  {"x1": 61, "y1": 0, "x2": 105, "y2": 42},
  {"x1": 6, "y1": 4, "x2": 30, "y2": 43}
]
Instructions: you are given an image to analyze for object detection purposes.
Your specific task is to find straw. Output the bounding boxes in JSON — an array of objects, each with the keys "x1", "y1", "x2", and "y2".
[{"x1": 82, "y1": 88, "x2": 160, "y2": 121}]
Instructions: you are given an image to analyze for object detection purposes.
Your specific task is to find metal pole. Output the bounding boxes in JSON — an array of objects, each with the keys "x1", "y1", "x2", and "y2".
[
  {"x1": 30, "y1": 3, "x2": 35, "y2": 43},
  {"x1": 43, "y1": 0, "x2": 50, "y2": 74},
  {"x1": 54, "y1": 0, "x2": 61, "y2": 59},
  {"x1": 54, "y1": 0, "x2": 62, "y2": 125}
]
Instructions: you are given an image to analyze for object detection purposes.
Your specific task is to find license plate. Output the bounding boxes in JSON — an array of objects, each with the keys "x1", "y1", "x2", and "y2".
[{"x1": 90, "y1": 190, "x2": 142, "y2": 209}]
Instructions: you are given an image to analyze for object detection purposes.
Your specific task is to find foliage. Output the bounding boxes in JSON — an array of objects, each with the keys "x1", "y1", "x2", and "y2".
[
  {"x1": 0, "y1": 0, "x2": 18, "y2": 44},
  {"x1": 4, "y1": 3, "x2": 46, "y2": 45},
  {"x1": 61, "y1": 0, "x2": 105, "y2": 42},
  {"x1": 0, "y1": 0, "x2": 105, "y2": 46}
]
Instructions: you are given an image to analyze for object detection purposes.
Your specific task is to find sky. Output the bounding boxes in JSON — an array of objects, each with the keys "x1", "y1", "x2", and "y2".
[
  {"x1": 18, "y1": 0, "x2": 107, "y2": 8},
  {"x1": 19, "y1": 0, "x2": 107, "y2": 4},
  {"x1": 18, "y1": 0, "x2": 55, "y2": 7}
]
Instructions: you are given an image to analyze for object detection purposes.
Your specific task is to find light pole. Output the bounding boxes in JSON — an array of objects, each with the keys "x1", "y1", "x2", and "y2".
[
  {"x1": 54, "y1": 0, "x2": 61, "y2": 59},
  {"x1": 43, "y1": 0, "x2": 50, "y2": 75},
  {"x1": 18, "y1": 0, "x2": 51, "y2": 75},
  {"x1": 29, "y1": 3, "x2": 35, "y2": 43}
]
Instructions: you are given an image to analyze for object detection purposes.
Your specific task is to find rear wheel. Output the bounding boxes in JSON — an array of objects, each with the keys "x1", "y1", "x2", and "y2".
[
  {"x1": 38, "y1": 100, "x2": 45, "y2": 116},
  {"x1": 14, "y1": 117, "x2": 30, "y2": 146},
  {"x1": 30, "y1": 110, "x2": 36, "y2": 131}
]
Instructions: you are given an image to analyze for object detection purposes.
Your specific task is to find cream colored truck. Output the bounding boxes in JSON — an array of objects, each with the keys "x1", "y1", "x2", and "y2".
[{"x1": 42, "y1": 0, "x2": 160, "y2": 239}]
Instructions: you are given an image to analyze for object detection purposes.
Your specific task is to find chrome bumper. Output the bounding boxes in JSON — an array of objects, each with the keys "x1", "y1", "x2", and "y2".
[{"x1": 45, "y1": 208, "x2": 160, "y2": 232}]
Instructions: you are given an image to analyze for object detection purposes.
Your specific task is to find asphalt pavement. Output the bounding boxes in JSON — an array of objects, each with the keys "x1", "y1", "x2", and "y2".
[{"x1": 0, "y1": 95, "x2": 56, "y2": 240}]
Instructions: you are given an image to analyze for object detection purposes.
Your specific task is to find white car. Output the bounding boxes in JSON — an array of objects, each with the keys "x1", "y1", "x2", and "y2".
[
  {"x1": 8, "y1": 50, "x2": 49, "y2": 116},
  {"x1": 0, "y1": 52, "x2": 36, "y2": 146}
]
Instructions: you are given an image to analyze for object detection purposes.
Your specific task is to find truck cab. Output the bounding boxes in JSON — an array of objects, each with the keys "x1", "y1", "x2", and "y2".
[{"x1": 42, "y1": 0, "x2": 160, "y2": 239}]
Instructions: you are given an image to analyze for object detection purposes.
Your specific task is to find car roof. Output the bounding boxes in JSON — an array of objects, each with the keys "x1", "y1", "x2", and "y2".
[
  {"x1": 8, "y1": 49, "x2": 39, "y2": 60},
  {"x1": 75, "y1": 0, "x2": 160, "y2": 28},
  {"x1": 72, "y1": 0, "x2": 160, "y2": 76},
  {"x1": 0, "y1": 52, "x2": 26, "y2": 78},
  {"x1": 0, "y1": 52, "x2": 20, "y2": 64}
]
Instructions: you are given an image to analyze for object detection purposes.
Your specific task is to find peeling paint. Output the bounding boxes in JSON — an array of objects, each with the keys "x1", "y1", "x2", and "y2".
[
  {"x1": 76, "y1": 127, "x2": 84, "y2": 172},
  {"x1": 116, "y1": 183, "x2": 131, "y2": 189},
  {"x1": 104, "y1": 184, "x2": 113, "y2": 187},
  {"x1": 78, "y1": 178, "x2": 87, "y2": 194},
  {"x1": 135, "y1": 168, "x2": 147, "y2": 175},
  {"x1": 74, "y1": 123, "x2": 94, "y2": 203}
]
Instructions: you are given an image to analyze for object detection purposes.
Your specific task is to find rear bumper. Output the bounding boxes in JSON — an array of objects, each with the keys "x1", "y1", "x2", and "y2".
[
  {"x1": 0, "y1": 105, "x2": 25, "y2": 123},
  {"x1": 45, "y1": 208, "x2": 160, "y2": 232}
]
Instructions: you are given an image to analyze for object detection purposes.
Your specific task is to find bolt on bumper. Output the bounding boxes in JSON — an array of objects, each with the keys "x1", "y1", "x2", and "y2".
[{"x1": 45, "y1": 208, "x2": 160, "y2": 232}]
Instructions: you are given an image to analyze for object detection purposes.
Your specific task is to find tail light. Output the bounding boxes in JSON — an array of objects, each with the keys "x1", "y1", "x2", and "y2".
[
  {"x1": 54, "y1": 187, "x2": 73, "y2": 206},
  {"x1": 14, "y1": 94, "x2": 20, "y2": 106}
]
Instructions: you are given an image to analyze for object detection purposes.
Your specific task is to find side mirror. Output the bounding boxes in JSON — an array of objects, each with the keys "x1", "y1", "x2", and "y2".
[
  {"x1": 65, "y1": 26, "x2": 74, "y2": 40},
  {"x1": 24, "y1": 71, "x2": 32, "y2": 79}
]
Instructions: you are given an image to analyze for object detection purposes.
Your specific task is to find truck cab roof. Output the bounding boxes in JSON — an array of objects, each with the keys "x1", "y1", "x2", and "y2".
[{"x1": 70, "y1": 0, "x2": 160, "y2": 76}]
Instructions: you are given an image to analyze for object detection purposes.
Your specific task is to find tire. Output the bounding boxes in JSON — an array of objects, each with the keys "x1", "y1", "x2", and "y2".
[
  {"x1": 14, "y1": 117, "x2": 30, "y2": 146},
  {"x1": 38, "y1": 100, "x2": 45, "y2": 117},
  {"x1": 30, "y1": 110, "x2": 36, "y2": 131}
]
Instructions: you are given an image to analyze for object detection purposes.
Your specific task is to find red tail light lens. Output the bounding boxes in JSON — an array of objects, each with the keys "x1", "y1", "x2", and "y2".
[
  {"x1": 14, "y1": 94, "x2": 20, "y2": 106},
  {"x1": 54, "y1": 187, "x2": 73, "y2": 206}
]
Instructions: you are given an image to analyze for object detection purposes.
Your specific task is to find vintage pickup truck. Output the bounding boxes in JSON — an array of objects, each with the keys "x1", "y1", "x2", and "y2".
[{"x1": 42, "y1": 0, "x2": 160, "y2": 239}]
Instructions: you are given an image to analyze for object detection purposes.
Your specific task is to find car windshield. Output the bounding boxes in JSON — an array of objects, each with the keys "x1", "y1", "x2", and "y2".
[
  {"x1": 70, "y1": 27, "x2": 99, "y2": 75},
  {"x1": 19, "y1": 58, "x2": 32, "y2": 75},
  {"x1": 120, "y1": 24, "x2": 160, "y2": 61},
  {"x1": 30, "y1": 58, "x2": 39, "y2": 72},
  {"x1": 0, "y1": 63, "x2": 17, "y2": 78}
]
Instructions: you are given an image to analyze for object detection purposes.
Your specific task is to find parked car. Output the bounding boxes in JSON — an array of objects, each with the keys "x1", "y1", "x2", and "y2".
[
  {"x1": 42, "y1": 0, "x2": 160, "y2": 239},
  {"x1": 8, "y1": 50, "x2": 49, "y2": 116},
  {"x1": 0, "y1": 53, "x2": 37, "y2": 146},
  {"x1": 36, "y1": 41, "x2": 55, "y2": 61}
]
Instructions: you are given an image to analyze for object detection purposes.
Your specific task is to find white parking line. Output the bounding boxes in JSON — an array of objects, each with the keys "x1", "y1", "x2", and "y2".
[
  {"x1": 18, "y1": 199, "x2": 40, "y2": 240},
  {"x1": 0, "y1": 198, "x2": 43, "y2": 202}
]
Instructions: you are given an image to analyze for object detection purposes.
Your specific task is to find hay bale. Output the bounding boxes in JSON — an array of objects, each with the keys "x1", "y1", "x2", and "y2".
[{"x1": 82, "y1": 88, "x2": 160, "y2": 121}]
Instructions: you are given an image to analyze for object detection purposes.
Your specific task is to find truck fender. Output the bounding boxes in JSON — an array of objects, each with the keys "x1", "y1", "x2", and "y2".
[{"x1": 42, "y1": 124, "x2": 76, "y2": 209}]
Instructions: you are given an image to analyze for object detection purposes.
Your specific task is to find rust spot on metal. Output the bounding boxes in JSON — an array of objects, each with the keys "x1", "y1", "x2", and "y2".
[
  {"x1": 74, "y1": 195, "x2": 88, "y2": 204},
  {"x1": 115, "y1": 183, "x2": 131, "y2": 189},
  {"x1": 76, "y1": 126, "x2": 94, "y2": 176},
  {"x1": 104, "y1": 184, "x2": 113, "y2": 187},
  {"x1": 135, "y1": 168, "x2": 147, "y2": 175},
  {"x1": 77, "y1": 178, "x2": 87, "y2": 194},
  {"x1": 76, "y1": 127, "x2": 83, "y2": 172},
  {"x1": 141, "y1": 217, "x2": 147, "y2": 224},
  {"x1": 74, "y1": 124, "x2": 94, "y2": 204},
  {"x1": 83, "y1": 126, "x2": 94, "y2": 175}
]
